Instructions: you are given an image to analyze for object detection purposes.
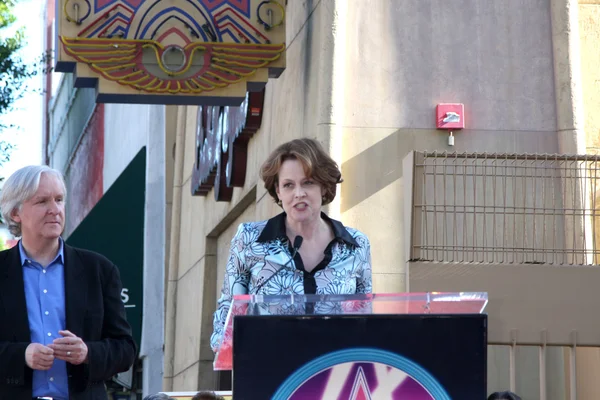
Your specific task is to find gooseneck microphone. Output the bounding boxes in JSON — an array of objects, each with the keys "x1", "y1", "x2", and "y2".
[{"x1": 253, "y1": 235, "x2": 303, "y2": 294}]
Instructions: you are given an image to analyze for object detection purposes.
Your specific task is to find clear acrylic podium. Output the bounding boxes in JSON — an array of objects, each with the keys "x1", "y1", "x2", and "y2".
[{"x1": 213, "y1": 292, "x2": 488, "y2": 371}]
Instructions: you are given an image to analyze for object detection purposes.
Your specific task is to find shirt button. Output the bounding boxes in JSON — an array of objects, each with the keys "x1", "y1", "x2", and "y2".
[
  {"x1": 43, "y1": 269, "x2": 46, "y2": 273},
  {"x1": 43, "y1": 289, "x2": 48, "y2": 294},
  {"x1": 47, "y1": 332, "x2": 52, "y2": 337},
  {"x1": 45, "y1": 311, "x2": 49, "y2": 316},
  {"x1": 49, "y1": 377, "x2": 54, "y2": 382}
]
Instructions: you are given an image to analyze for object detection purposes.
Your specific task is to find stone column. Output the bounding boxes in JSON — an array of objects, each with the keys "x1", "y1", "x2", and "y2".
[
  {"x1": 141, "y1": 105, "x2": 167, "y2": 397},
  {"x1": 163, "y1": 106, "x2": 187, "y2": 391}
]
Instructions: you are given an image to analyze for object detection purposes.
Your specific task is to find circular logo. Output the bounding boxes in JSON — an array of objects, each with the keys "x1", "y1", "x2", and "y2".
[{"x1": 273, "y1": 348, "x2": 450, "y2": 400}]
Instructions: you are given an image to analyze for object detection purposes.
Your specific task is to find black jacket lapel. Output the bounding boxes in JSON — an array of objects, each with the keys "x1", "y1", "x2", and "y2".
[
  {"x1": 0, "y1": 245, "x2": 30, "y2": 341},
  {"x1": 63, "y1": 244, "x2": 87, "y2": 337}
]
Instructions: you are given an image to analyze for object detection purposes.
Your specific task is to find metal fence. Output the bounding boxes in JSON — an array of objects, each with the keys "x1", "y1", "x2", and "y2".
[{"x1": 407, "y1": 152, "x2": 600, "y2": 265}]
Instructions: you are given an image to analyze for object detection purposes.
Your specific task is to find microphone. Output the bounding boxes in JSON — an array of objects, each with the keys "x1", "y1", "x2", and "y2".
[{"x1": 253, "y1": 235, "x2": 303, "y2": 294}]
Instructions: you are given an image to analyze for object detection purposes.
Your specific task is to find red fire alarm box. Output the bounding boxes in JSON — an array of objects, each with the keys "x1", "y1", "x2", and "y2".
[{"x1": 436, "y1": 103, "x2": 465, "y2": 130}]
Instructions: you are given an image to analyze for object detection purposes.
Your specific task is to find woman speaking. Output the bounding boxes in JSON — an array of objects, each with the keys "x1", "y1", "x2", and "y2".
[{"x1": 211, "y1": 138, "x2": 372, "y2": 351}]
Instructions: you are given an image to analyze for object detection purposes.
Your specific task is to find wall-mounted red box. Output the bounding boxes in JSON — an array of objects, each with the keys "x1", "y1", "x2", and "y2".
[{"x1": 436, "y1": 103, "x2": 465, "y2": 130}]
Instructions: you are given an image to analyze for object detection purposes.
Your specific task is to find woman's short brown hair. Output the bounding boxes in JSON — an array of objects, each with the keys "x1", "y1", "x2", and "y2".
[{"x1": 260, "y1": 138, "x2": 342, "y2": 206}]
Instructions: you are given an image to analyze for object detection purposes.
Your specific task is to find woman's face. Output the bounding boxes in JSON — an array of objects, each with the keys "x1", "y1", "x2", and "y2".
[{"x1": 276, "y1": 158, "x2": 325, "y2": 224}]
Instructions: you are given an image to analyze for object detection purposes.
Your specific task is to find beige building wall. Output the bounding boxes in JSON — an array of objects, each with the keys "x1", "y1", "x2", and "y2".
[
  {"x1": 581, "y1": 0, "x2": 600, "y2": 154},
  {"x1": 582, "y1": 0, "x2": 600, "y2": 263},
  {"x1": 163, "y1": 0, "x2": 599, "y2": 394},
  {"x1": 577, "y1": 1, "x2": 600, "y2": 398},
  {"x1": 340, "y1": 0, "x2": 558, "y2": 293}
]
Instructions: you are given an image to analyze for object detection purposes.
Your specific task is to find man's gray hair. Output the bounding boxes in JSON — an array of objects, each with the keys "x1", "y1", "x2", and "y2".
[
  {"x1": 0, "y1": 165, "x2": 66, "y2": 237},
  {"x1": 143, "y1": 394, "x2": 175, "y2": 400}
]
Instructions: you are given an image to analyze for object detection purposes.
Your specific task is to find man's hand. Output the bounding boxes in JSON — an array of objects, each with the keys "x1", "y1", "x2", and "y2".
[
  {"x1": 25, "y1": 343, "x2": 54, "y2": 370},
  {"x1": 48, "y1": 330, "x2": 88, "y2": 365}
]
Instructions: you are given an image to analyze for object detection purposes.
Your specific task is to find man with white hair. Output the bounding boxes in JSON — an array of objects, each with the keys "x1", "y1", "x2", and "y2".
[{"x1": 0, "y1": 165, "x2": 136, "y2": 400}]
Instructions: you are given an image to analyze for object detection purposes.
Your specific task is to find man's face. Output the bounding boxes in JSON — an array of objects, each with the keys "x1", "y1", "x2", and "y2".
[{"x1": 12, "y1": 173, "x2": 65, "y2": 241}]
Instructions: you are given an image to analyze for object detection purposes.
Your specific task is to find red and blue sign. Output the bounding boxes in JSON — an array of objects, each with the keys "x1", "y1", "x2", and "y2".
[{"x1": 274, "y1": 349, "x2": 449, "y2": 400}]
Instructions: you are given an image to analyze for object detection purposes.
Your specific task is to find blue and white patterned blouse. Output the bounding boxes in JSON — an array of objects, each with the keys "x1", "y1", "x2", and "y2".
[{"x1": 210, "y1": 212, "x2": 372, "y2": 351}]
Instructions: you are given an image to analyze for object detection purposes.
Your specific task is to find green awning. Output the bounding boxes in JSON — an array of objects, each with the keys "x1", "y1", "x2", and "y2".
[{"x1": 67, "y1": 147, "x2": 146, "y2": 348}]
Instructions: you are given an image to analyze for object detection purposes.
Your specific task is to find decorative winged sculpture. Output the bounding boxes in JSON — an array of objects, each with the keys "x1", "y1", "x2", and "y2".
[{"x1": 56, "y1": 0, "x2": 286, "y2": 105}]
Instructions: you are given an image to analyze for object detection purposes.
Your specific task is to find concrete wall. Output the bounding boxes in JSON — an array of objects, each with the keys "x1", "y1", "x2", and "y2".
[
  {"x1": 340, "y1": 0, "x2": 559, "y2": 293},
  {"x1": 581, "y1": 1, "x2": 600, "y2": 154},
  {"x1": 103, "y1": 104, "x2": 150, "y2": 192},
  {"x1": 581, "y1": 1, "x2": 600, "y2": 263}
]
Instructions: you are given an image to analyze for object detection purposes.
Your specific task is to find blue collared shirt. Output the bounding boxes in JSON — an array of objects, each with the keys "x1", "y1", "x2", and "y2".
[{"x1": 20, "y1": 239, "x2": 69, "y2": 400}]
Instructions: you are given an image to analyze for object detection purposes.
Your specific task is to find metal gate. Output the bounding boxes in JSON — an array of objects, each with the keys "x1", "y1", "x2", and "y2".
[{"x1": 404, "y1": 151, "x2": 600, "y2": 399}]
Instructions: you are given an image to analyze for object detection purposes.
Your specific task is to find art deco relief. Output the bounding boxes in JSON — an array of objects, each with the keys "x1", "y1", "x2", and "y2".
[{"x1": 56, "y1": 0, "x2": 286, "y2": 105}]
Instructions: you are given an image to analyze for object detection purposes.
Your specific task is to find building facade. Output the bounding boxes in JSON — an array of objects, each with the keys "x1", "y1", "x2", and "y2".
[{"x1": 43, "y1": 0, "x2": 600, "y2": 398}]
